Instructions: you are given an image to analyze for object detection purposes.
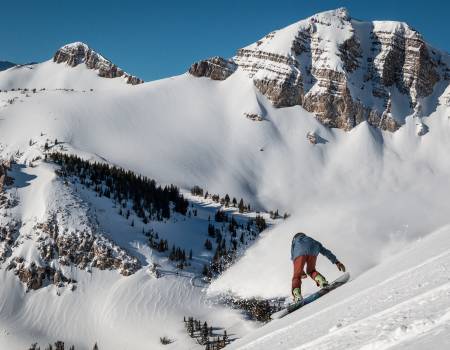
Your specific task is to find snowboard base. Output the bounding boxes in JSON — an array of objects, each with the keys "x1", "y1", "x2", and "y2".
[{"x1": 271, "y1": 272, "x2": 350, "y2": 319}]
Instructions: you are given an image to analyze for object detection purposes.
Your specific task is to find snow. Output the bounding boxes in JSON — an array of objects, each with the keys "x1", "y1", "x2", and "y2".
[
  {"x1": 225, "y1": 226, "x2": 450, "y2": 350},
  {"x1": 0, "y1": 7, "x2": 450, "y2": 349},
  {"x1": 0, "y1": 159, "x2": 257, "y2": 349},
  {"x1": 0, "y1": 60, "x2": 132, "y2": 91}
]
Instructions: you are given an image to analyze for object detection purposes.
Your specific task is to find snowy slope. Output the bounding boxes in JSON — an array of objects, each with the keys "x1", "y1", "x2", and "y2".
[
  {"x1": 0, "y1": 7, "x2": 450, "y2": 350},
  {"x1": 0, "y1": 159, "x2": 258, "y2": 349},
  {"x1": 0, "y1": 60, "x2": 132, "y2": 90},
  {"x1": 226, "y1": 226, "x2": 450, "y2": 350}
]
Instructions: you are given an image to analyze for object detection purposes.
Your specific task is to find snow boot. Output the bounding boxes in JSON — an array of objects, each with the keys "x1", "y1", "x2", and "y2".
[
  {"x1": 292, "y1": 288, "x2": 303, "y2": 303},
  {"x1": 314, "y1": 274, "x2": 329, "y2": 288}
]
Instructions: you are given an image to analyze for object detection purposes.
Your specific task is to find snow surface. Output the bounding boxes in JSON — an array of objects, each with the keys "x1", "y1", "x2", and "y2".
[
  {"x1": 1, "y1": 9, "x2": 450, "y2": 348},
  {"x1": 0, "y1": 160, "x2": 258, "y2": 349},
  {"x1": 226, "y1": 225, "x2": 450, "y2": 350}
]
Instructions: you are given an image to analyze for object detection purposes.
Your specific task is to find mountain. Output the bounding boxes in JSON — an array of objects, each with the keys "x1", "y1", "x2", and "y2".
[
  {"x1": 53, "y1": 42, "x2": 144, "y2": 85},
  {"x1": 0, "y1": 7, "x2": 450, "y2": 350},
  {"x1": 190, "y1": 8, "x2": 450, "y2": 131},
  {"x1": 0, "y1": 61, "x2": 16, "y2": 71},
  {"x1": 0, "y1": 42, "x2": 143, "y2": 91}
]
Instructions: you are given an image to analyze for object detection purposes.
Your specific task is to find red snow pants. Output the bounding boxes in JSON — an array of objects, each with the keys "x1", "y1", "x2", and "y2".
[{"x1": 291, "y1": 255, "x2": 320, "y2": 293}]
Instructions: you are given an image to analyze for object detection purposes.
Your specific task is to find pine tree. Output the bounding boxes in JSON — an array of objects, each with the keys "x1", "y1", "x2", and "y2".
[
  {"x1": 223, "y1": 330, "x2": 228, "y2": 344},
  {"x1": 224, "y1": 194, "x2": 230, "y2": 207},
  {"x1": 204, "y1": 239, "x2": 212, "y2": 250},
  {"x1": 238, "y1": 198, "x2": 245, "y2": 213}
]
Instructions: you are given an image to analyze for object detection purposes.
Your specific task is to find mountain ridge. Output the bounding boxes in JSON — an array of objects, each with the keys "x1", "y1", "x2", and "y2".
[
  {"x1": 53, "y1": 42, "x2": 144, "y2": 85},
  {"x1": 189, "y1": 8, "x2": 449, "y2": 132},
  {"x1": 1, "y1": 8, "x2": 450, "y2": 349}
]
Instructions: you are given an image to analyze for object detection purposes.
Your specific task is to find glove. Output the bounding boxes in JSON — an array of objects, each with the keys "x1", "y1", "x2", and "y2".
[{"x1": 336, "y1": 261, "x2": 346, "y2": 272}]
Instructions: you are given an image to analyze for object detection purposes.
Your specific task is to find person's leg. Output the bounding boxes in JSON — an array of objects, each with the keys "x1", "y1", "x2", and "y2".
[
  {"x1": 306, "y1": 255, "x2": 328, "y2": 287},
  {"x1": 292, "y1": 256, "x2": 307, "y2": 296}
]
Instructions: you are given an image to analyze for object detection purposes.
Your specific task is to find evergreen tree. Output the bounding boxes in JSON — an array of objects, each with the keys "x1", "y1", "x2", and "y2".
[
  {"x1": 238, "y1": 198, "x2": 245, "y2": 213},
  {"x1": 204, "y1": 239, "x2": 212, "y2": 250},
  {"x1": 255, "y1": 215, "x2": 267, "y2": 232},
  {"x1": 224, "y1": 194, "x2": 230, "y2": 207},
  {"x1": 208, "y1": 223, "x2": 215, "y2": 237}
]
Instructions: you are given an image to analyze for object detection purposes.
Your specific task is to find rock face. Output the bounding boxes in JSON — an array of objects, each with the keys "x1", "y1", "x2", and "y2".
[
  {"x1": 0, "y1": 220, "x2": 20, "y2": 263},
  {"x1": 189, "y1": 8, "x2": 449, "y2": 132},
  {"x1": 53, "y1": 42, "x2": 144, "y2": 85},
  {"x1": 7, "y1": 257, "x2": 76, "y2": 291},
  {"x1": 36, "y1": 212, "x2": 141, "y2": 277},
  {"x1": 189, "y1": 56, "x2": 237, "y2": 80}
]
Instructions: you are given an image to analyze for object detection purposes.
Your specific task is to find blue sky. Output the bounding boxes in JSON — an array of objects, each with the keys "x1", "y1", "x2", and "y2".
[{"x1": 1, "y1": 0, "x2": 448, "y2": 81}]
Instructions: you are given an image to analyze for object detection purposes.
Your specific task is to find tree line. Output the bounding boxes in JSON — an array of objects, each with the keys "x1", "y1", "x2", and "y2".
[{"x1": 50, "y1": 153, "x2": 189, "y2": 221}]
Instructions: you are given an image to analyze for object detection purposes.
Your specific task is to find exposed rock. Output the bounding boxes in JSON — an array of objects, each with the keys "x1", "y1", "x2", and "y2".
[
  {"x1": 36, "y1": 214, "x2": 140, "y2": 277},
  {"x1": 306, "y1": 132, "x2": 318, "y2": 144},
  {"x1": 188, "y1": 8, "x2": 448, "y2": 132},
  {"x1": 7, "y1": 257, "x2": 75, "y2": 291},
  {"x1": 338, "y1": 36, "x2": 362, "y2": 73},
  {"x1": 244, "y1": 112, "x2": 264, "y2": 121},
  {"x1": 189, "y1": 56, "x2": 237, "y2": 80},
  {"x1": 0, "y1": 164, "x2": 5, "y2": 192},
  {"x1": 0, "y1": 219, "x2": 20, "y2": 262},
  {"x1": 306, "y1": 131, "x2": 328, "y2": 145},
  {"x1": 416, "y1": 121, "x2": 429, "y2": 136},
  {"x1": 0, "y1": 160, "x2": 13, "y2": 192},
  {"x1": 53, "y1": 42, "x2": 144, "y2": 85}
]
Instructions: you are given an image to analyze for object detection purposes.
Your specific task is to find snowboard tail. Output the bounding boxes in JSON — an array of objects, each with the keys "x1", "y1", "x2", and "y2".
[{"x1": 271, "y1": 272, "x2": 350, "y2": 319}]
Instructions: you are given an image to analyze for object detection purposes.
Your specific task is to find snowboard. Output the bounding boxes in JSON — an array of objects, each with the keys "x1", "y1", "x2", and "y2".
[{"x1": 271, "y1": 272, "x2": 350, "y2": 320}]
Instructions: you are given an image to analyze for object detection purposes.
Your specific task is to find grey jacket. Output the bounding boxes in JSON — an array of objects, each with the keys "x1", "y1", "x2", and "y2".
[{"x1": 290, "y1": 233, "x2": 338, "y2": 264}]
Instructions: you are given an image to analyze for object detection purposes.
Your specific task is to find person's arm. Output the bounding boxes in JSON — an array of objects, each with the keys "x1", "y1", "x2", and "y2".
[
  {"x1": 319, "y1": 244, "x2": 338, "y2": 264},
  {"x1": 291, "y1": 241, "x2": 295, "y2": 261},
  {"x1": 319, "y1": 244, "x2": 346, "y2": 271}
]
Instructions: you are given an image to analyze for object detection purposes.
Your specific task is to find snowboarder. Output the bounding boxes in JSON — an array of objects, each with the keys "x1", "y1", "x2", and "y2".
[{"x1": 291, "y1": 232, "x2": 345, "y2": 302}]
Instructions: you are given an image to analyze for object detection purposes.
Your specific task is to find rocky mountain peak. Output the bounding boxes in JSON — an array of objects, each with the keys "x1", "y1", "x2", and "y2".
[
  {"x1": 53, "y1": 42, "x2": 144, "y2": 85},
  {"x1": 189, "y1": 8, "x2": 449, "y2": 132}
]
